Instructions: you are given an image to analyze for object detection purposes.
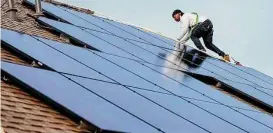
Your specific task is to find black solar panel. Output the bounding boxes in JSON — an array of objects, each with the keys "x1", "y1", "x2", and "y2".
[
  {"x1": 233, "y1": 65, "x2": 273, "y2": 86},
  {"x1": 187, "y1": 57, "x2": 273, "y2": 106},
  {"x1": 2, "y1": 28, "x2": 273, "y2": 133}
]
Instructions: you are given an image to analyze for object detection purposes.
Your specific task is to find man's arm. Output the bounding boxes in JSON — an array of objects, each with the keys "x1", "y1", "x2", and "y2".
[
  {"x1": 179, "y1": 31, "x2": 190, "y2": 44},
  {"x1": 177, "y1": 15, "x2": 190, "y2": 42}
]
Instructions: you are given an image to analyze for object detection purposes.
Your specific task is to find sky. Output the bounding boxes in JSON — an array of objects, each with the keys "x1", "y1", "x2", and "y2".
[{"x1": 57, "y1": 0, "x2": 273, "y2": 77}]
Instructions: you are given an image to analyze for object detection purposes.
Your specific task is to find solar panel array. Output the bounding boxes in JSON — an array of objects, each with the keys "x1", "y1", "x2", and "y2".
[
  {"x1": 1, "y1": 0, "x2": 272, "y2": 132},
  {"x1": 26, "y1": 0, "x2": 273, "y2": 108}
]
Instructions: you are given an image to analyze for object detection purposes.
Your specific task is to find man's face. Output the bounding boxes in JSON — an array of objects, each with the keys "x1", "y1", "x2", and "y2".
[{"x1": 173, "y1": 13, "x2": 181, "y2": 22}]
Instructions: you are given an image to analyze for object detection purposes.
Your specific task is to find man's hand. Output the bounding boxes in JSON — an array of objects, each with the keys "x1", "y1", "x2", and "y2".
[
  {"x1": 174, "y1": 41, "x2": 181, "y2": 50},
  {"x1": 200, "y1": 48, "x2": 206, "y2": 52}
]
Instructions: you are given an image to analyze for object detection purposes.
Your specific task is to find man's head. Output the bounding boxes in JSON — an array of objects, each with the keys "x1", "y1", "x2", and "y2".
[{"x1": 172, "y1": 9, "x2": 183, "y2": 22}]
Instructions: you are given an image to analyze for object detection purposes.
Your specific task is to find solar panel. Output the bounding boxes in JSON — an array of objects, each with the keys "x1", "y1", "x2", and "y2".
[
  {"x1": 186, "y1": 57, "x2": 273, "y2": 106},
  {"x1": 234, "y1": 65, "x2": 273, "y2": 87},
  {"x1": 1, "y1": 61, "x2": 161, "y2": 133},
  {"x1": 2, "y1": 28, "x2": 273, "y2": 133},
  {"x1": 205, "y1": 58, "x2": 273, "y2": 89}
]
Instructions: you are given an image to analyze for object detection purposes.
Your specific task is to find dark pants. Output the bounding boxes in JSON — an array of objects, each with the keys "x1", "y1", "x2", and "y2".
[{"x1": 191, "y1": 19, "x2": 225, "y2": 57}]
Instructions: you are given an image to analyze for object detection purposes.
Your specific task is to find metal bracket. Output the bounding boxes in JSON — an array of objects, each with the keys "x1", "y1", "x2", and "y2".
[
  {"x1": 31, "y1": 61, "x2": 43, "y2": 67},
  {"x1": 37, "y1": 61, "x2": 43, "y2": 66},
  {"x1": 215, "y1": 82, "x2": 222, "y2": 88},
  {"x1": 31, "y1": 61, "x2": 37, "y2": 67},
  {"x1": 33, "y1": 12, "x2": 44, "y2": 17},
  {"x1": 77, "y1": 120, "x2": 85, "y2": 129},
  {"x1": 60, "y1": 34, "x2": 70, "y2": 43},
  {"x1": 2, "y1": 75, "x2": 9, "y2": 82}
]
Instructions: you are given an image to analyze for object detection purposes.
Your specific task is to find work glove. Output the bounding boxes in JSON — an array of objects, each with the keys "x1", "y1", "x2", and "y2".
[
  {"x1": 174, "y1": 41, "x2": 181, "y2": 51},
  {"x1": 200, "y1": 48, "x2": 206, "y2": 52},
  {"x1": 174, "y1": 42, "x2": 186, "y2": 54}
]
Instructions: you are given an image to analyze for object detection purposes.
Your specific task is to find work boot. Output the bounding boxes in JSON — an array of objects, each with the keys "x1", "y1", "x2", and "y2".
[{"x1": 223, "y1": 54, "x2": 230, "y2": 62}]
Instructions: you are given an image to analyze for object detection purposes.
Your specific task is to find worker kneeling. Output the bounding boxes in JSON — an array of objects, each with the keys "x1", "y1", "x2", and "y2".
[{"x1": 172, "y1": 9, "x2": 230, "y2": 62}]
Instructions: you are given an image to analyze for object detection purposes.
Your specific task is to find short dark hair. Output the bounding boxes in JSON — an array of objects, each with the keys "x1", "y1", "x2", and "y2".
[{"x1": 172, "y1": 9, "x2": 183, "y2": 17}]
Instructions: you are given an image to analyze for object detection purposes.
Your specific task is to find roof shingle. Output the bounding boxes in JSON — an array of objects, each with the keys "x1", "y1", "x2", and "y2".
[{"x1": 1, "y1": 81, "x2": 89, "y2": 133}]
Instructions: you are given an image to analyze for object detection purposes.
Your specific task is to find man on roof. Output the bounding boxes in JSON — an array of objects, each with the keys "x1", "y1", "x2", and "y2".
[{"x1": 172, "y1": 9, "x2": 230, "y2": 62}]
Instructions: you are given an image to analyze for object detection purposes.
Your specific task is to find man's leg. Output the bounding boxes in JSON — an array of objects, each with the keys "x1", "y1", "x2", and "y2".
[
  {"x1": 191, "y1": 24, "x2": 206, "y2": 51},
  {"x1": 202, "y1": 30, "x2": 225, "y2": 57},
  {"x1": 200, "y1": 20, "x2": 226, "y2": 57},
  {"x1": 191, "y1": 36, "x2": 205, "y2": 50}
]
